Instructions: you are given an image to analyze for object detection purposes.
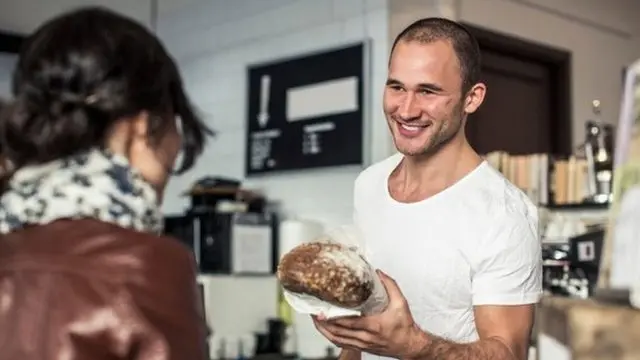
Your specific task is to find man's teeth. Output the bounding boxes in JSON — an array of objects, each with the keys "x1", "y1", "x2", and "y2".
[{"x1": 401, "y1": 124, "x2": 422, "y2": 131}]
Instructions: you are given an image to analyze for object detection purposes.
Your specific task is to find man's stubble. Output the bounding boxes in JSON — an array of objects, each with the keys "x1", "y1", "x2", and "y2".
[{"x1": 390, "y1": 99, "x2": 466, "y2": 158}]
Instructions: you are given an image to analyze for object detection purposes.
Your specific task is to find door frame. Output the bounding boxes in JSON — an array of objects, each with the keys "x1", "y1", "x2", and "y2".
[{"x1": 462, "y1": 23, "x2": 573, "y2": 156}]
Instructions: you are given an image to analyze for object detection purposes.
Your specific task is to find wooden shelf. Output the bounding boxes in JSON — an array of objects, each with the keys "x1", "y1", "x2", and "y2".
[{"x1": 542, "y1": 202, "x2": 609, "y2": 211}]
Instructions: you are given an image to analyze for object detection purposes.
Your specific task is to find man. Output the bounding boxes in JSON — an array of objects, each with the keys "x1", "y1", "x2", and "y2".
[{"x1": 313, "y1": 18, "x2": 542, "y2": 360}]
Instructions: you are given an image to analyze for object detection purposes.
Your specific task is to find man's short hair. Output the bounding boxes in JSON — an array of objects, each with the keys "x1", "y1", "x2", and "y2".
[{"x1": 391, "y1": 18, "x2": 482, "y2": 93}]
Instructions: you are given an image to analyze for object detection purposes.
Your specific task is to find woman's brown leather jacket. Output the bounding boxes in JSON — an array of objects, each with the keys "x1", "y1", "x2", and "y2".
[{"x1": 0, "y1": 218, "x2": 208, "y2": 360}]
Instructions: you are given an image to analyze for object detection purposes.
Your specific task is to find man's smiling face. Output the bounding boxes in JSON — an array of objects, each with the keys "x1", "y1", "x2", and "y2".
[{"x1": 383, "y1": 39, "x2": 466, "y2": 157}]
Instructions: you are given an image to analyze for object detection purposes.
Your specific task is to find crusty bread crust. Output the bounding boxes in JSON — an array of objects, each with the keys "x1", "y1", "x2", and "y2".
[{"x1": 277, "y1": 242, "x2": 373, "y2": 308}]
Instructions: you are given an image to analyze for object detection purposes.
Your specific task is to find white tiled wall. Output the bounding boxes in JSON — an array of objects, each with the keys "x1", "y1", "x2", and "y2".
[{"x1": 158, "y1": 0, "x2": 392, "y2": 229}]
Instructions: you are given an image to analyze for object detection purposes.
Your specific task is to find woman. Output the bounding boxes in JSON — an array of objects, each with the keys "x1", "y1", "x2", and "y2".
[{"x1": 0, "y1": 7, "x2": 212, "y2": 360}]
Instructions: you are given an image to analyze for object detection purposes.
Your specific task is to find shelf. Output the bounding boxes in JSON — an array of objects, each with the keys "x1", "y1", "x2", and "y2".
[{"x1": 542, "y1": 202, "x2": 609, "y2": 211}]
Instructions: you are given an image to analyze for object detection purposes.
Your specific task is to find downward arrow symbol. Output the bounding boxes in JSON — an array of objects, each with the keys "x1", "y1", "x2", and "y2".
[{"x1": 257, "y1": 74, "x2": 271, "y2": 128}]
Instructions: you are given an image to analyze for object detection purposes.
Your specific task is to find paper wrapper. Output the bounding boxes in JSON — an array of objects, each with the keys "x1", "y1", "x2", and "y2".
[{"x1": 278, "y1": 225, "x2": 389, "y2": 319}]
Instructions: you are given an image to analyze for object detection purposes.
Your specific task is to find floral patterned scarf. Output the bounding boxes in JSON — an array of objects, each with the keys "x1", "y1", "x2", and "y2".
[{"x1": 0, "y1": 149, "x2": 163, "y2": 234}]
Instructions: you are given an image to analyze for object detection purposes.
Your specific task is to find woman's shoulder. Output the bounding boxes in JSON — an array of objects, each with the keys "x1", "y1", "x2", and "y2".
[
  {"x1": 0, "y1": 218, "x2": 197, "y2": 284},
  {"x1": 0, "y1": 219, "x2": 207, "y2": 360}
]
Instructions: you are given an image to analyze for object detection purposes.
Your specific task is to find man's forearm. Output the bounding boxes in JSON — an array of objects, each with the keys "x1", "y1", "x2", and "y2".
[{"x1": 408, "y1": 332, "x2": 516, "y2": 360}]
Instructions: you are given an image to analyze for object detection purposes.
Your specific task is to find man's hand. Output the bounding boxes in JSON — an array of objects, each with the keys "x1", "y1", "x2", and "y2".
[
  {"x1": 312, "y1": 270, "x2": 426, "y2": 358},
  {"x1": 312, "y1": 271, "x2": 534, "y2": 360}
]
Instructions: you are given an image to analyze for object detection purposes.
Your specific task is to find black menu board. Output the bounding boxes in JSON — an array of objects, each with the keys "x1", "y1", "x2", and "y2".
[{"x1": 245, "y1": 42, "x2": 369, "y2": 176}]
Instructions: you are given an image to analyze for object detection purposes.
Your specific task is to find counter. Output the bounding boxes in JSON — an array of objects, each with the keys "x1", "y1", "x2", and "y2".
[{"x1": 536, "y1": 295, "x2": 640, "y2": 359}]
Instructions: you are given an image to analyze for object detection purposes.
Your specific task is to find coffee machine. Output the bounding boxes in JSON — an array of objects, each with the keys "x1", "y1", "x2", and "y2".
[{"x1": 542, "y1": 228, "x2": 605, "y2": 298}]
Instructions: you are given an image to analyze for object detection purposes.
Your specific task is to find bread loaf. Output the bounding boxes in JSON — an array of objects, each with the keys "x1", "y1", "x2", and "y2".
[{"x1": 277, "y1": 241, "x2": 374, "y2": 308}]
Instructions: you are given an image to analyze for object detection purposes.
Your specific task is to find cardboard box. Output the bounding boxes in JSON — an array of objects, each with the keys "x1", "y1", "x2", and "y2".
[{"x1": 536, "y1": 296, "x2": 640, "y2": 359}]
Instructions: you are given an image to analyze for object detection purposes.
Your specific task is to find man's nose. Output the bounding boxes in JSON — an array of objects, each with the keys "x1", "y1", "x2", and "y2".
[{"x1": 398, "y1": 93, "x2": 420, "y2": 120}]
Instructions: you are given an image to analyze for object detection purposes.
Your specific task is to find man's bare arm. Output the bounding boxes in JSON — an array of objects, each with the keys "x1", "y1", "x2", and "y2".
[
  {"x1": 338, "y1": 349, "x2": 361, "y2": 360},
  {"x1": 408, "y1": 304, "x2": 534, "y2": 360},
  {"x1": 411, "y1": 334, "x2": 513, "y2": 360}
]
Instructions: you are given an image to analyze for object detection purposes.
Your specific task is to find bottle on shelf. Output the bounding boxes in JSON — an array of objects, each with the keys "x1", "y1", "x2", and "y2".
[{"x1": 585, "y1": 100, "x2": 614, "y2": 204}]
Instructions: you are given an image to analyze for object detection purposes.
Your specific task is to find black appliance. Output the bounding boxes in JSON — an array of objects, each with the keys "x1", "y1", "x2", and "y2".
[
  {"x1": 164, "y1": 214, "x2": 194, "y2": 250},
  {"x1": 541, "y1": 228, "x2": 604, "y2": 298},
  {"x1": 163, "y1": 177, "x2": 278, "y2": 275}
]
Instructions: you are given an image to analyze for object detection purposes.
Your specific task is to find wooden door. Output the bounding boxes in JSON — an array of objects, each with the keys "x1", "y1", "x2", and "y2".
[
  {"x1": 467, "y1": 50, "x2": 553, "y2": 155},
  {"x1": 463, "y1": 24, "x2": 572, "y2": 156}
]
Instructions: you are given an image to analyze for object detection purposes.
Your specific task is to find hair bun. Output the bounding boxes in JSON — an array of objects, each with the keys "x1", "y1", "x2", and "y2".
[
  {"x1": 20, "y1": 78, "x2": 99, "y2": 115},
  {"x1": 0, "y1": 85, "x2": 104, "y2": 167}
]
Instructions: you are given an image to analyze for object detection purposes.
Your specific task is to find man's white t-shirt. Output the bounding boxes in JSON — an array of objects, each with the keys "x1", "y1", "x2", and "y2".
[{"x1": 353, "y1": 153, "x2": 542, "y2": 359}]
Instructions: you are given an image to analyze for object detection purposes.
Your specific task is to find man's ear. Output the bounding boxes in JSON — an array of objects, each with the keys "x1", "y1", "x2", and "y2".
[{"x1": 463, "y1": 82, "x2": 487, "y2": 114}]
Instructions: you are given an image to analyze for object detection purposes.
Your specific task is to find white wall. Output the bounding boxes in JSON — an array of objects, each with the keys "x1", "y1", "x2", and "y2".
[
  {"x1": 158, "y1": 0, "x2": 392, "y2": 226},
  {"x1": 0, "y1": 0, "x2": 154, "y2": 32}
]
